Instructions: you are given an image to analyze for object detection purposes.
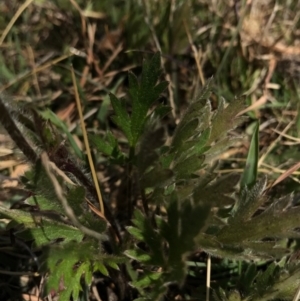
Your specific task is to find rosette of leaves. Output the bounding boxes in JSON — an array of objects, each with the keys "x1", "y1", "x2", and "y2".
[
  {"x1": 104, "y1": 56, "x2": 300, "y2": 300},
  {"x1": 2, "y1": 53, "x2": 300, "y2": 301}
]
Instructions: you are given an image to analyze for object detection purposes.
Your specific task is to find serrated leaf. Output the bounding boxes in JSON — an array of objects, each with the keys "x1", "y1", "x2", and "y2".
[
  {"x1": 160, "y1": 194, "x2": 210, "y2": 282},
  {"x1": 159, "y1": 151, "x2": 175, "y2": 169},
  {"x1": 137, "y1": 125, "x2": 165, "y2": 173},
  {"x1": 110, "y1": 93, "x2": 132, "y2": 143},
  {"x1": 129, "y1": 53, "x2": 168, "y2": 146},
  {"x1": 130, "y1": 210, "x2": 165, "y2": 266},
  {"x1": 176, "y1": 127, "x2": 211, "y2": 158},
  {"x1": 106, "y1": 260, "x2": 120, "y2": 270},
  {"x1": 44, "y1": 242, "x2": 93, "y2": 300},
  {"x1": 242, "y1": 241, "x2": 288, "y2": 259},
  {"x1": 231, "y1": 177, "x2": 267, "y2": 222},
  {"x1": 94, "y1": 262, "x2": 109, "y2": 276},
  {"x1": 239, "y1": 264, "x2": 257, "y2": 294},
  {"x1": 0, "y1": 205, "x2": 84, "y2": 247},
  {"x1": 208, "y1": 97, "x2": 245, "y2": 143},
  {"x1": 24, "y1": 164, "x2": 65, "y2": 211},
  {"x1": 141, "y1": 167, "x2": 173, "y2": 189},
  {"x1": 127, "y1": 226, "x2": 144, "y2": 241},
  {"x1": 204, "y1": 137, "x2": 241, "y2": 163},
  {"x1": 131, "y1": 271, "x2": 163, "y2": 289},
  {"x1": 89, "y1": 133, "x2": 114, "y2": 156},
  {"x1": 181, "y1": 99, "x2": 212, "y2": 129},
  {"x1": 26, "y1": 194, "x2": 63, "y2": 212},
  {"x1": 110, "y1": 53, "x2": 167, "y2": 148},
  {"x1": 218, "y1": 204, "x2": 300, "y2": 244},
  {"x1": 172, "y1": 118, "x2": 199, "y2": 149},
  {"x1": 173, "y1": 154, "x2": 205, "y2": 178},
  {"x1": 255, "y1": 262, "x2": 279, "y2": 296},
  {"x1": 241, "y1": 120, "x2": 259, "y2": 189},
  {"x1": 43, "y1": 241, "x2": 120, "y2": 300},
  {"x1": 153, "y1": 104, "x2": 172, "y2": 118},
  {"x1": 141, "y1": 52, "x2": 162, "y2": 92},
  {"x1": 25, "y1": 220, "x2": 84, "y2": 247},
  {"x1": 125, "y1": 249, "x2": 152, "y2": 263},
  {"x1": 80, "y1": 211, "x2": 107, "y2": 233},
  {"x1": 263, "y1": 265, "x2": 300, "y2": 300},
  {"x1": 66, "y1": 185, "x2": 86, "y2": 216},
  {"x1": 193, "y1": 174, "x2": 239, "y2": 207}
]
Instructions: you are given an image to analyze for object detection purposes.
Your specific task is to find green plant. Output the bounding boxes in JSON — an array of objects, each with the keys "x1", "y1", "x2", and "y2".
[{"x1": 1, "y1": 53, "x2": 300, "y2": 301}]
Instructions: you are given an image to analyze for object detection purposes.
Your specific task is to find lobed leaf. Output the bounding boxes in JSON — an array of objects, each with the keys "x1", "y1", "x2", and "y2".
[
  {"x1": 208, "y1": 97, "x2": 245, "y2": 144},
  {"x1": 110, "y1": 93, "x2": 132, "y2": 143},
  {"x1": 173, "y1": 154, "x2": 205, "y2": 179},
  {"x1": 0, "y1": 206, "x2": 83, "y2": 247}
]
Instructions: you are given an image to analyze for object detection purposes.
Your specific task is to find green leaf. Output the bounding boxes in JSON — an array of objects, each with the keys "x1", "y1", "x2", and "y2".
[
  {"x1": 180, "y1": 99, "x2": 211, "y2": 128},
  {"x1": 128, "y1": 210, "x2": 165, "y2": 266},
  {"x1": 66, "y1": 185, "x2": 86, "y2": 216},
  {"x1": 176, "y1": 127, "x2": 211, "y2": 158},
  {"x1": 131, "y1": 270, "x2": 163, "y2": 289},
  {"x1": 110, "y1": 93, "x2": 132, "y2": 143},
  {"x1": 43, "y1": 241, "x2": 93, "y2": 300},
  {"x1": 26, "y1": 194, "x2": 63, "y2": 212},
  {"x1": 218, "y1": 202, "x2": 300, "y2": 245},
  {"x1": 239, "y1": 264, "x2": 258, "y2": 295},
  {"x1": 39, "y1": 109, "x2": 83, "y2": 159},
  {"x1": 204, "y1": 137, "x2": 241, "y2": 163},
  {"x1": 255, "y1": 262, "x2": 279, "y2": 296},
  {"x1": 0, "y1": 206, "x2": 84, "y2": 247},
  {"x1": 94, "y1": 262, "x2": 109, "y2": 276},
  {"x1": 43, "y1": 241, "x2": 121, "y2": 300},
  {"x1": 208, "y1": 97, "x2": 245, "y2": 144},
  {"x1": 231, "y1": 177, "x2": 267, "y2": 222},
  {"x1": 31, "y1": 221, "x2": 83, "y2": 246},
  {"x1": 24, "y1": 163, "x2": 66, "y2": 211},
  {"x1": 171, "y1": 118, "x2": 199, "y2": 149},
  {"x1": 160, "y1": 193, "x2": 211, "y2": 282},
  {"x1": 80, "y1": 211, "x2": 107, "y2": 233},
  {"x1": 130, "y1": 53, "x2": 168, "y2": 146},
  {"x1": 241, "y1": 120, "x2": 259, "y2": 189},
  {"x1": 141, "y1": 166, "x2": 174, "y2": 189},
  {"x1": 127, "y1": 226, "x2": 144, "y2": 241},
  {"x1": 89, "y1": 133, "x2": 114, "y2": 156},
  {"x1": 109, "y1": 53, "x2": 167, "y2": 149},
  {"x1": 125, "y1": 249, "x2": 152, "y2": 263},
  {"x1": 193, "y1": 173, "x2": 239, "y2": 206},
  {"x1": 173, "y1": 154, "x2": 205, "y2": 178}
]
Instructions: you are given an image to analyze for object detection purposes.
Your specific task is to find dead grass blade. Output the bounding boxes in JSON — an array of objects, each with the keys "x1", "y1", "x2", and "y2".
[
  {"x1": 271, "y1": 162, "x2": 300, "y2": 188},
  {"x1": 71, "y1": 66, "x2": 105, "y2": 215},
  {"x1": 0, "y1": 0, "x2": 34, "y2": 46}
]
